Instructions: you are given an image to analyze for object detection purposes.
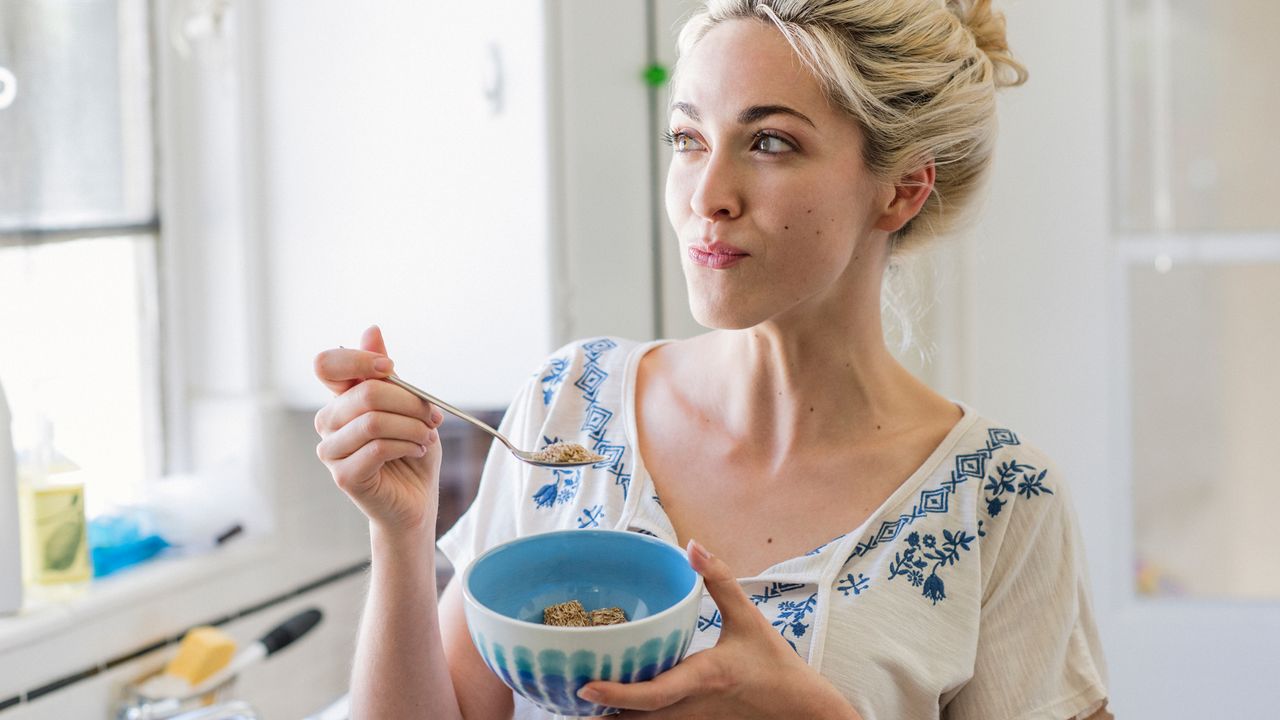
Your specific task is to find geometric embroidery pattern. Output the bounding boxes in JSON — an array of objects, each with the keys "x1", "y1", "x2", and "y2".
[
  {"x1": 530, "y1": 339, "x2": 633, "y2": 512},
  {"x1": 846, "y1": 427, "x2": 1021, "y2": 562}
]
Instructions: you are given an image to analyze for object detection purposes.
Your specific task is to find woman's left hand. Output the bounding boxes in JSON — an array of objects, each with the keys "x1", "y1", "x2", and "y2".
[{"x1": 576, "y1": 540, "x2": 862, "y2": 720}]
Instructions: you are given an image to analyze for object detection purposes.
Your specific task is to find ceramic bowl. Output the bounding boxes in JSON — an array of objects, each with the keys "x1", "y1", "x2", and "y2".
[{"x1": 462, "y1": 529, "x2": 703, "y2": 717}]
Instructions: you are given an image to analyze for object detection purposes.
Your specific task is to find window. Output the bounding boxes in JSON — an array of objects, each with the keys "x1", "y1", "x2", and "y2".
[
  {"x1": 1115, "y1": 0, "x2": 1280, "y2": 600},
  {"x1": 0, "y1": 0, "x2": 161, "y2": 514}
]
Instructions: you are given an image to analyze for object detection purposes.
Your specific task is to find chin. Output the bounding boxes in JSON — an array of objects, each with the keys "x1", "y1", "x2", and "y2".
[{"x1": 686, "y1": 288, "x2": 763, "y2": 331}]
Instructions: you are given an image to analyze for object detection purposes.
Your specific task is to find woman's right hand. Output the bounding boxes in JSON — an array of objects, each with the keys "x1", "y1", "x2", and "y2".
[{"x1": 313, "y1": 325, "x2": 445, "y2": 537}]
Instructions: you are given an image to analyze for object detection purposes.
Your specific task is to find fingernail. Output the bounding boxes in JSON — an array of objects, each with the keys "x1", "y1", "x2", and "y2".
[
  {"x1": 418, "y1": 444, "x2": 428, "y2": 457},
  {"x1": 373, "y1": 358, "x2": 393, "y2": 374},
  {"x1": 690, "y1": 539, "x2": 712, "y2": 561},
  {"x1": 577, "y1": 687, "x2": 600, "y2": 702},
  {"x1": 431, "y1": 408, "x2": 444, "y2": 424}
]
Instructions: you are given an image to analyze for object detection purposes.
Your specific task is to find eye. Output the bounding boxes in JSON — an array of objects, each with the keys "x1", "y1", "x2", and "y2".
[
  {"x1": 751, "y1": 131, "x2": 795, "y2": 155},
  {"x1": 662, "y1": 129, "x2": 705, "y2": 153}
]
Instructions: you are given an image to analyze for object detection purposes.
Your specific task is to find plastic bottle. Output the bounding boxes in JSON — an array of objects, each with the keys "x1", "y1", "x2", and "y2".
[
  {"x1": 17, "y1": 417, "x2": 92, "y2": 591},
  {"x1": 0, "y1": 377, "x2": 23, "y2": 615}
]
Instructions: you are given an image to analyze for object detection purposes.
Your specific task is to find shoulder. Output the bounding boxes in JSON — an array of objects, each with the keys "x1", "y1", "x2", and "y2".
[
  {"x1": 949, "y1": 412, "x2": 1065, "y2": 520},
  {"x1": 508, "y1": 337, "x2": 651, "y2": 438},
  {"x1": 530, "y1": 336, "x2": 648, "y2": 403},
  {"x1": 949, "y1": 410, "x2": 1083, "y2": 577},
  {"x1": 534, "y1": 336, "x2": 649, "y2": 377}
]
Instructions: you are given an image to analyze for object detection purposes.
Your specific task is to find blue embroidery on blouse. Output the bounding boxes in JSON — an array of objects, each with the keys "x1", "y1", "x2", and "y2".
[
  {"x1": 836, "y1": 573, "x2": 871, "y2": 597},
  {"x1": 984, "y1": 461, "x2": 1054, "y2": 517},
  {"x1": 531, "y1": 437, "x2": 582, "y2": 509},
  {"x1": 577, "y1": 505, "x2": 605, "y2": 528},
  {"x1": 771, "y1": 593, "x2": 818, "y2": 652},
  {"x1": 750, "y1": 582, "x2": 806, "y2": 606},
  {"x1": 697, "y1": 610, "x2": 722, "y2": 632},
  {"x1": 577, "y1": 339, "x2": 633, "y2": 501},
  {"x1": 529, "y1": 339, "x2": 633, "y2": 509},
  {"x1": 847, "y1": 427, "x2": 1022, "y2": 561},
  {"x1": 888, "y1": 529, "x2": 976, "y2": 605},
  {"x1": 540, "y1": 357, "x2": 569, "y2": 405}
]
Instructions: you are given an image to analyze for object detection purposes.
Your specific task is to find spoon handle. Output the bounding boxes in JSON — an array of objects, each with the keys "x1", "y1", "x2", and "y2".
[{"x1": 383, "y1": 374, "x2": 516, "y2": 453}]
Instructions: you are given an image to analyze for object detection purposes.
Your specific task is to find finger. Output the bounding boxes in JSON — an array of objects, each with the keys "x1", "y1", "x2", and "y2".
[
  {"x1": 687, "y1": 539, "x2": 759, "y2": 629},
  {"x1": 578, "y1": 655, "x2": 709, "y2": 712},
  {"x1": 361, "y1": 324, "x2": 388, "y2": 356},
  {"x1": 317, "y1": 379, "x2": 444, "y2": 435},
  {"x1": 317, "y1": 410, "x2": 435, "y2": 461},
  {"x1": 327, "y1": 437, "x2": 430, "y2": 494},
  {"x1": 313, "y1": 346, "x2": 395, "y2": 396}
]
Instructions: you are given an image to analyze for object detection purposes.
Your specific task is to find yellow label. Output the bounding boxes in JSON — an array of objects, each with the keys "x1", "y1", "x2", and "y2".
[{"x1": 19, "y1": 482, "x2": 92, "y2": 584}]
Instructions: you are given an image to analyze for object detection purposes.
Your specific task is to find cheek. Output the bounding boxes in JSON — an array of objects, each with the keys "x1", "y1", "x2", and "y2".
[{"x1": 665, "y1": 162, "x2": 693, "y2": 227}]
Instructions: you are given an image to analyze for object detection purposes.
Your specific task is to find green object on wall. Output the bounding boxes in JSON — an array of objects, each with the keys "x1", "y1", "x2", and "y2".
[{"x1": 643, "y1": 64, "x2": 669, "y2": 87}]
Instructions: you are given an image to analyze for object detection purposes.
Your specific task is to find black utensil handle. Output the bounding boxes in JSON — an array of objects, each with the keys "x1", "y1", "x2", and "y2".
[{"x1": 259, "y1": 608, "x2": 323, "y2": 656}]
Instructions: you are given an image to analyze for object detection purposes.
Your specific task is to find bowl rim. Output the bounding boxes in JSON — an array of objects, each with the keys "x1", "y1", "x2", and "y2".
[{"x1": 461, "y1": 529, "x2": 705, "y2": 633}]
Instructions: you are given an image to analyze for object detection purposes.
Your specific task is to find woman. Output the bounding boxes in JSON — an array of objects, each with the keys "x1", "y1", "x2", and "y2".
[{"x1": 313, "y1": 1, "x2": 1111, "y2": 718}]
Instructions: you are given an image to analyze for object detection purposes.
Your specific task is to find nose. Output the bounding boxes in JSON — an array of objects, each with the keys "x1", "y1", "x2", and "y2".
[{"x1": 689, "y1": 150, "x2": 742, "y2": 221}]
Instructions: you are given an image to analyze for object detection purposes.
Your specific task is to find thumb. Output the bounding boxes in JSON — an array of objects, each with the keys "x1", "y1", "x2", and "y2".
[
  {"x1": 687, "y1": 539, "x2": 757, "y2": 629},
  {"x1": 361, "y1": 324, "x2": 388, "y2": 357}
]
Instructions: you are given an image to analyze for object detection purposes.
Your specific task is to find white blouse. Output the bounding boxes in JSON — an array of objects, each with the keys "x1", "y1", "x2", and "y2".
[{"x1": 439, "y1": 337, "x2": 1109, "y2": 720}]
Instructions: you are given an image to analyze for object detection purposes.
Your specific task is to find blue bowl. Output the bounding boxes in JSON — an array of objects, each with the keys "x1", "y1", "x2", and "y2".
[{"x1": 463, "y1": 530, "x2": 703, "y2": 717}]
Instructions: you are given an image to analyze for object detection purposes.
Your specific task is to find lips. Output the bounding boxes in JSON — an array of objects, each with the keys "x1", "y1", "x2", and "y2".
[{"x1": 688, "y1": 241, "x2": 749, "y2": 270}]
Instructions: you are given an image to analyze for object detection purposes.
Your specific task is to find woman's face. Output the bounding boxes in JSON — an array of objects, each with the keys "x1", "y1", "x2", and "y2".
[{"x1": 665, "y1": 19, "x2": 891, "y2": 330}]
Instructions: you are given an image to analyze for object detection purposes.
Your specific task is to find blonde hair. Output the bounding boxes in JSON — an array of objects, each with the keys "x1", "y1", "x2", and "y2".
[{"x1": 675, "y1": 0, "x2": 1028, "y2": 253}]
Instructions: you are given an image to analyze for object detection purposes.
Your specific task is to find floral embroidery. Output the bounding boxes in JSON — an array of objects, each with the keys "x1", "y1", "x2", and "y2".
[
  {"x1": 888, "y1": 528, "x2": 976, "y2": 605},
  {"x1": 540, "y1": 357, "x2": 569, "y2": 405},
  {"x1": 984, "y1": 460, "x2": 1053, "y2": 517},
  {"x1": 771, "y1": 593, "x2": 818, "y2": 652},
  {"x1": 531, "y1": 437, "x2": 581, "y2": 509},
  {"x1": 577, "y1": 505, "x2": 604, "y2": 528},
  {"x1": 1018, "y1": 469, "x2": 1054, "y2": 498},
  {"x1": 836, "y1": 573, "x2": 871, "y2": 597}
]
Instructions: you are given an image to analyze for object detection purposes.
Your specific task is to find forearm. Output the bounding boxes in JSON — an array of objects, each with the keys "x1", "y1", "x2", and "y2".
[{"x1": 351, "y1": 523, "x2": 461, "y2": 720}]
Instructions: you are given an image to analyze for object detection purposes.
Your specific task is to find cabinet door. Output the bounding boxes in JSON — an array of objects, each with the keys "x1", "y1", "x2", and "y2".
[{"x1": 260, "y1": 0, "x2": 553, "y2": 409}]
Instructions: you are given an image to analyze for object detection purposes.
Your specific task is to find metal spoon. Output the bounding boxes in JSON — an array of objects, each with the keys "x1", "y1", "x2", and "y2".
[{"x1": 383, "y1": 374, "x2": 602, "y2": 468}]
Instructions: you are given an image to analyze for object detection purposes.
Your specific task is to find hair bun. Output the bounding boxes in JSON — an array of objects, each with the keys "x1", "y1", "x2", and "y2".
[{"x1": 946, "y1": 0, "x2": 1028, "y2": 88}]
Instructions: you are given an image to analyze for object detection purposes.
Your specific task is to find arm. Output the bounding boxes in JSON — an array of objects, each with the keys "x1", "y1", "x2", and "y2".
[
  {"x1": 352, "y1": 525, "x2": 459, "y2": 719},
  {"x1": 314, "y1": 326, "x2": 511, "y2": 719},
  {"x1": 352, "y1": 527, "x2": 513, "y2": 720}
]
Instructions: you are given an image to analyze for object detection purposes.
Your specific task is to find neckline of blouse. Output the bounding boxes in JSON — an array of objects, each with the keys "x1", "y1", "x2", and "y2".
[{"x1": 614, "y1": 337, "x2": 981, "y2": 583}]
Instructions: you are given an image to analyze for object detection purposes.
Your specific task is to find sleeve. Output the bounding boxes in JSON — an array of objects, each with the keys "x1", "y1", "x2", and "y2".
[
  {"x1": 436, "y1": 358, "x2": 551, "y2": 576},
  {"x1": 943, "y1": 461, "x2": 1110, "y2": 720}
]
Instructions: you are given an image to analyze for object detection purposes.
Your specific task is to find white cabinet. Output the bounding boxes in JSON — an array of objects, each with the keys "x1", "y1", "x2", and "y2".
[{"x1": 257, "y1": 1, "x2": 657, "y2": 408}]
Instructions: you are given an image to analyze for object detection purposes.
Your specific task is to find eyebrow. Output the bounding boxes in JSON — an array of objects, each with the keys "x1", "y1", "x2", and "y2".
[{"x1": 670, "y1": 101, "x2": 816, "y2": 129}]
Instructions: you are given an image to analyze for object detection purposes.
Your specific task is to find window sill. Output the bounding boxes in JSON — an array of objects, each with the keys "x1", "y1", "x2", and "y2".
[{"x1": 0, "y1": 537, "x2": 278, "y2": 656}]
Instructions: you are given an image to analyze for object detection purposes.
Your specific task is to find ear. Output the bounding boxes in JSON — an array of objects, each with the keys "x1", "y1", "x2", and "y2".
[{"x1": 872, "y1": 160, "x2": 936, "y2": 234}]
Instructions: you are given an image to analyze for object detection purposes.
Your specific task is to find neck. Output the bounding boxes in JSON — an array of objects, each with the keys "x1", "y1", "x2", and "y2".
[{"x1": 690, "y1": 253, "x2": 944, "y2": 466}]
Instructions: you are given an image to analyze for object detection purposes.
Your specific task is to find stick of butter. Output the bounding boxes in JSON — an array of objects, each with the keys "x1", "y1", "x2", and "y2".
[{"x1": 164, "y1": 626, "x2": 237, "y2": 687}]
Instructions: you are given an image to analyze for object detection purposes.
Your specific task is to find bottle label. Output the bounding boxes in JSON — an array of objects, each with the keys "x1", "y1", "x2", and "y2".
[{"x1": 21, "y1": 483, "x2": 92, "y2": 584}]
